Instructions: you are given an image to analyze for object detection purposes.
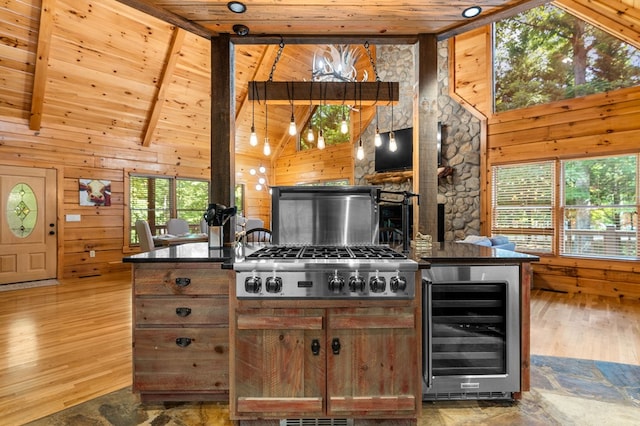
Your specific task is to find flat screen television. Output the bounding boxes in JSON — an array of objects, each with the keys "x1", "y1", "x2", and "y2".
[{"x1": 375, "y1": 127, "x2": 413, "y2": 173}]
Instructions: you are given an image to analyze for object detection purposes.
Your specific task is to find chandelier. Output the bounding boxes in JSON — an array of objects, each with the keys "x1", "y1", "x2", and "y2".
[
  {"x1": 311, "y1": 45, "x2": 369, "y2": 83},
  {"x1": 247, "y1": 40, "x2": 398, "y2": 159}
]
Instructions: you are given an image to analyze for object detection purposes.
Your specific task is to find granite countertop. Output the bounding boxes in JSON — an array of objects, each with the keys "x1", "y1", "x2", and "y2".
[
  {"x1": 413, "y1": 241, "x2": 539, "y2": 266},
  {"x1": 123, "y1": 241, "x2": 539, "y2": 268},
  {"x1": 123, "y1": 242, "x2": 236, "y2": 266}
]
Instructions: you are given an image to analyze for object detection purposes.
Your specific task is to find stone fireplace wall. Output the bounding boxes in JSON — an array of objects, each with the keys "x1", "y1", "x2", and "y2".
[{"x1": 354, "y1": 42, "x2": 482, "y2": 240}]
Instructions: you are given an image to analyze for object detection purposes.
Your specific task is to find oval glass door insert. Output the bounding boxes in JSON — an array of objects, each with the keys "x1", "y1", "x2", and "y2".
[{"x1": 6, "y1": 183, "x2": 38, "y2": 238}]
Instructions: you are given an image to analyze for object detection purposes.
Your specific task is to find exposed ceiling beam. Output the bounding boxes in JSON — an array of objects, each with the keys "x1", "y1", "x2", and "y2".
[
  {"x1": 235, "y1": 45, "x2": 279, "y2": 123},
  {"x1": 231, "y1": 35, "x2": 419, "y2": 46},
  {"x1": 248, "y1": 82, "x2": 399, "y2": 105},
  {"x1": 141, "y1": 27, "x2": 186, "y2": 147},
  {"x1": 114, "y1": 0, "x2": 214, "y2": 39},
  {"x1": 29, "y1": 0, "x2": 56, "y2": 131},
  {"x1": 555, "y1": 0, "x2": 640, "y2": 49}
]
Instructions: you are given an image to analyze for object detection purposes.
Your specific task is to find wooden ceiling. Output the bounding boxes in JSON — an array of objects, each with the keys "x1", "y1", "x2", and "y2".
[
  {"x1": 3, "y1": 0, "x2": 638, "y2": 166},
  {"x1": 115, "y1": 0, "x2": 551, "y2": 41}
]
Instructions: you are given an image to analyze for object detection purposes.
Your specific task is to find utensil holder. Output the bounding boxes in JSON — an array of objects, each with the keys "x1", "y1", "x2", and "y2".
[{"x1": 209, "y1": 226, "x2": 223, "y2": 248}]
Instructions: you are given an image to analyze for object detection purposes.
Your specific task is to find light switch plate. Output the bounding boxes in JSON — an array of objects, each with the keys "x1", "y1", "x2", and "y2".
[{"x1": 66, "y1": 214, "x2": 81, "y2": 222}]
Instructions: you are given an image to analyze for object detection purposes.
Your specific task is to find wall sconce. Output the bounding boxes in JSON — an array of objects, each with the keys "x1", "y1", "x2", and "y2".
[{"x1": 250, "y1": 165, "x2": 271, "y2": 194}]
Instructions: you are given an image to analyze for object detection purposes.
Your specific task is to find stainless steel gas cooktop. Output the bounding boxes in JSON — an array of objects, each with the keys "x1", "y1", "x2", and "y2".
[{"x1": 235, "y1": 245, "x2": 417, "y2": 299}]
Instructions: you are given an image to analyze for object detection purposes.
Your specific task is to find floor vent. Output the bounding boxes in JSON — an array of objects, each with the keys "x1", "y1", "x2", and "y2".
[
  {"x1": 423, "y1": 391, "x2": 513, "y2": 401},
  {"x1": 280, "y1": 419, "x2": 353, "y2": 426}
]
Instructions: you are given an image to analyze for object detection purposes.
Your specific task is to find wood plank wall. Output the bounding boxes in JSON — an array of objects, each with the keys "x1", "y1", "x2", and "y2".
[
  {"x1": 0, "y1": 0, "x2": 212, "y2": 279},
  {"x1": 275, "y1": 142, "x2": 355, "y2": 186},
  {"x1": 451, "y1": 24, "x2": 640, "y2": 300},
  {"x1": 235, "y1": 154, "x2": 272, "y2": 227}
]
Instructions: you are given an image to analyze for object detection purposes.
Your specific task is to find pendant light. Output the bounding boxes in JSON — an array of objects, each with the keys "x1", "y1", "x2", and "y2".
[
  {"x1": 317, "y1": 84, "x2": 325, "y2": 150},
  {"x1": 388, "y1": 82, "x2": 397, "y2": 152},
  {"x1": 249, "y1": 82, "x2": 258, "y2": 146},
  {"x1": 340, "y1": 109, "x2": 349, "y2": 134},
  {"x1": 374, "y1": 82, "x2": 382, "y2": 147},
  {"x1": 263, "y1": 84, "x2": 271, "y2": 156},
  {"x1": 287, "y1": 82, "x2": 296, "y2": 136},
  {"x1": 356, "y1": 82, "x2": 364, "y2": 160},
  {"x1": 306, "y1": 81, "x2": 315, "y2": 142},
  {"x1": 340, "y1": 83, "x2": 348, "y2": 134},
  {"x1": 317, "y1": 130, "x2": 325, "y2": 149}
]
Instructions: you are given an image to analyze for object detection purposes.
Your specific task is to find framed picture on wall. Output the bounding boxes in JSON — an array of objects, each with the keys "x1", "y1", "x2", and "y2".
[{"x1": 79, "y1": 179, "x2": 111, "y2": 206}]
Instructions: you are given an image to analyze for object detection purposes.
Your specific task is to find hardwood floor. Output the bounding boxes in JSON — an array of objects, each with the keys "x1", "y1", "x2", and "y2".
[
  {"x1": 1, "y1": 272, "x2": 639, "y2": 425},
  {"x1": 531, "y1": 288, "x2": 640, "y2": 365}
]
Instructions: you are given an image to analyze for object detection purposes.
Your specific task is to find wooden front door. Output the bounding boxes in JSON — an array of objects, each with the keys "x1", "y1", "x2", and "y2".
[{"x1": 0, "y1": 166, "x2": 57, "y2": 284}]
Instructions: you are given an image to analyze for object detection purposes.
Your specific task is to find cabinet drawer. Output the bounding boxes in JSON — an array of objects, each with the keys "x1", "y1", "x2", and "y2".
[
  {"x1": 135, "y1": 297, "x2": 228, "y2": 326},
  {"x1": 134, "y1": 328, "x2": 229, "y2": 391},
  {"x1": 134, "y1": 267, "x2": 230, "y2": 296}
]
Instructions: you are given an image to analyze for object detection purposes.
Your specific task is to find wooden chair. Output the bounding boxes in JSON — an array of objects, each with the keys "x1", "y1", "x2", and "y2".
[
  {"x1": 244, "y1": 227, "x2": 272, "y2": 243},
  {"x1": 135, "y1": 220, "x2": 155, "y2": 252},
  {"x1": 166, "y1": 218, "x2": 190, "y2": 235}
]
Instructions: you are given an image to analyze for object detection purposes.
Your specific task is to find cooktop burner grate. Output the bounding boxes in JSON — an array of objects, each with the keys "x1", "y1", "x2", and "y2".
[{"x1": 247, "y1": 245, "x2": 406, "y2": 260}]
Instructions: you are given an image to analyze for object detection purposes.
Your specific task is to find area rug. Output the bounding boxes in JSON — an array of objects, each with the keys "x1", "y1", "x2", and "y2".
[
  {"x1": 0, "y1": 278, "x2": 59, "y2": 292},
  {"x1": 24, "y1": 356, "x2": 640, "y2": 426}
]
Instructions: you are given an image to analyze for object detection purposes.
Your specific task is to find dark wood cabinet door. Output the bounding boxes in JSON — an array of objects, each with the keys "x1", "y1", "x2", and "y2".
[
  {"x1": 234, "y1": 308, "x2": 325, "y2": 417},
  {"x1": 326, "y1": 307, "x2": 419, "y2": 417}
]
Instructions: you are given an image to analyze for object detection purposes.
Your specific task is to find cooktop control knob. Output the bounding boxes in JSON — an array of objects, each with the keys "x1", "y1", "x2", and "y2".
[
  {"x1": 244, "y1": 276, "x2": 262, "y2": 293},
  {"x1": 328, "y1": 272, "x2": 345, "y2": 293},
  {"x1": 265, "y1": 276, "x2": 282, "y2": 293},
  {"x1": 349, "y1": 275, "x2": 366, "y2": 293},
  {"x1": 369, "y1": 275, "x2": 386, "y2": 293},
  {"x1": 390, "y1": 274, "x2": 407, "y2": 292}
]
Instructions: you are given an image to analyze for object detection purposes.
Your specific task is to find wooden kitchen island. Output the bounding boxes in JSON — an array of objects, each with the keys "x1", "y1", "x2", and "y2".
[
  {"x1": 124, "y1": 241, "x2": 538, "y2": 423},
  {"x1": 125, "y1": 242, "x2": 423, "y2": 425},
  {"x1": 124, "y1": 243, "x2": 236, "y2": 403}
]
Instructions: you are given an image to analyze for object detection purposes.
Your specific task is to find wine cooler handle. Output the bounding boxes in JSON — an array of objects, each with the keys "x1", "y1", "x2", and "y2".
[{"x1": 424, "y1": 278, "x2": 434, "y2": 389}]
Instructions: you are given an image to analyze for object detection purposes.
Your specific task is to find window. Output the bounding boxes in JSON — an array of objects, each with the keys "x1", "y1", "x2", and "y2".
[
  {"x1": 129, "y1": 175, "x2": 209, "y2": 245},
  {"x1": 561, "y1": 155, "x2": 638, "y2": 258},
  {"x1": 492, "y1": 156, "x2": 640, "y2": 260},
  {"x1": 492, "y1": 162, "x2": 555, "y2": 253},
  {"x1": 299, "y1": 105, "x2": 351, "y2": 150},
  {"x1": 494, "y1": 4, "x2": 640, "y2": 112}
]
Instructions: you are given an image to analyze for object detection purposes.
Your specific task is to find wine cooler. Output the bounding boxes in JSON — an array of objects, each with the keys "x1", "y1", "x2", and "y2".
[{"x1": 422, "y1": 264, "x2": 521, "y2": 400}]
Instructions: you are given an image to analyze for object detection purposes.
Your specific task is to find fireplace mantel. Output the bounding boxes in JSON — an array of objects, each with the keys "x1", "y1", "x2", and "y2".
[{"x1": 364, "y1": 170, "x2": 413, "y2": 184}]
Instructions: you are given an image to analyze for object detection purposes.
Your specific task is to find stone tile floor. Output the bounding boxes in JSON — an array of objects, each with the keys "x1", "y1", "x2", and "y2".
[{"x1": 26, "y1": 356, "x2": 640, "y2": 426}]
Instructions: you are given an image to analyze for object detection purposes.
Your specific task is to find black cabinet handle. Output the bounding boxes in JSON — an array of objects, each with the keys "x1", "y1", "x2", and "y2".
[
  {"x1": 311, "y1": 339, "x2": 321, "y2": 356},
  {"x1": 175, "y1": 337, "x2": 192, "y2": 347},
  {"x1": 331, "y1": 338, "x2": 341, "y2": 355},
  {"x1": 175, "y1": 277, "x2": 191, "y2": 287},
  {"x1": 175, "y1": 307, "x2": 191, "y2": 317}
]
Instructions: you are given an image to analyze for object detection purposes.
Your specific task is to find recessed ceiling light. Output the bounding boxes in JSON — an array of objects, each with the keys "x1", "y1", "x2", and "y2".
[
  {"x1": 462, "y1": 6, "x2": 482, "y2": 18},
  {"x1": 227, "y1": 1, "x2": 247, "y2": 14},
  {"x1": 232, "y1": 24, "x2": 250, "y2": 36}
]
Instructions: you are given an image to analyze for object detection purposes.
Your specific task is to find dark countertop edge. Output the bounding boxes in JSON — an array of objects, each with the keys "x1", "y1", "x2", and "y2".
[
  {"x1": 408, "y1": 243, "x2": 540, "y2": 267},
  {"x1": 123, "y1": 242, "x2": 234, "y2": 266},
  {"x1": 122, "y1": 242, "x2": 540, "y2": 270}
]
